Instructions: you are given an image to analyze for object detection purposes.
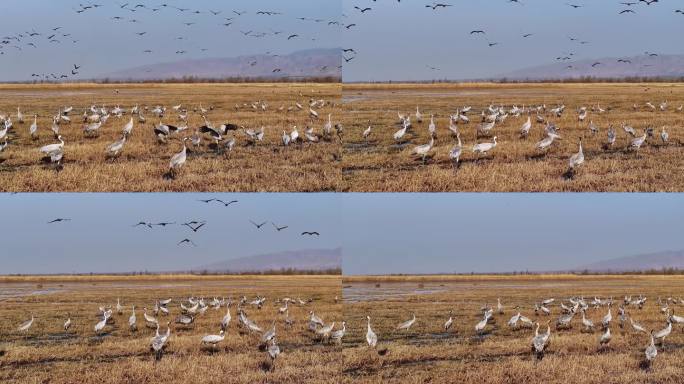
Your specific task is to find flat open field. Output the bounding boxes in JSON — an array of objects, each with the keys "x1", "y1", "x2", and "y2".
[
  {"x1": 0, "y1": 83, "x2": 341, "y2": 192},
  {"x1": 0, "y1": 275, "x2": 342, "y2": 384},
  {"x1": 342, "y1": 83, "x2": 684, "y2": 192},
  {"x1": 342, "y1": 275, "x2": 684, "y2": 384}
]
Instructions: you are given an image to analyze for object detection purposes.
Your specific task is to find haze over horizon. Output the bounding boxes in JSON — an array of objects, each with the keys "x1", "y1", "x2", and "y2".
[
  {"x1": 342, "y1": 194, "x2": 684, "y2": 275},
  {"x1": 342, "y1": 0, "x2": 684, "y2": 82}
]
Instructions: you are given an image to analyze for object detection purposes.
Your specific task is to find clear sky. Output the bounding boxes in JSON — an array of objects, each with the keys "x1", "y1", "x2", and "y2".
[
  {"x1": 342, "y1": 194, "x2": 684, "y2": 275},
  {"x1": 0, "y1": 0, "x2": 340, "y2": 81},
  {"x1": 0, "y1": 193, "x2": 341, "y2": 274},
  {"x1": 342, "y1": 0, "x2": 684, "y2": 81}
]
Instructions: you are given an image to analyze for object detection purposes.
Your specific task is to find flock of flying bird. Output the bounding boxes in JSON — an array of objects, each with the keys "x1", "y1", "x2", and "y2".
[
  {"x1": 343, "y1": 0, "x2": 682, "y2": 74},
  {"x1": 12, "y1": 293, "x2": 343, "y2": 371},
  {"x1": 362, "y1": 295, "x2": 684, "y2": 369},
  {"x1": 2, "y1": 2, "x2": 340, "y2": 81},
  {"x1": 44, "y1": 197, "x2": 321, "y2": 248},
  {"x1": 0, "y1": 97, "x2": 338, "y2": 177},
  {"x1": 359, "y1": 99, "x2": 680, "y2": 177}
]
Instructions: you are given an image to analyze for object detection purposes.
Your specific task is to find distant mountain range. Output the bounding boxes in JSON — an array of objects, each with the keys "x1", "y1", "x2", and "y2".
[
  {"x1": 497, "y1": 54, "x2": 684, "y2": 80},
  {"x1": 574, "y1": 250, "x2": 684, "y2": 273},
  {"x1": 194, "y1": 248, "x2": 342, "y2": 273},
  {"x1": 99, "y1": 48, "x2": 340, "y2": 81}
]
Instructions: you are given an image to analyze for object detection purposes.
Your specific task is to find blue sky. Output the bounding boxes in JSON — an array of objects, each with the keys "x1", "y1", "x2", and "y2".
[
  {"x1": 0, "y1": 193, "x2": 342, "y2": 274},
  {"x1": 342, "y1": 194, "x2": 684, "y2": 275},
  {"x1": 2, "y1": 194, "x2": 683, "y2": 275},
  {"x1": 0, "y1": 0, "x2": 340, "y2": 81},
  {"x1": 342, "y1": 0, "x2": 684, "y2": 81},
  {"x1": 5, "y1": 1, "x2": 682, "y2": 82}
]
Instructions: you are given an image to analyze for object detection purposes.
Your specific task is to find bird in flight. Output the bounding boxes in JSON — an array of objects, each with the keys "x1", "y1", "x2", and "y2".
[
  {"x1": 250, "y1": 220, "x2": 268, "y2": 229},
  {"x1": 48, "y1": 218, "x2": 71, "y2": 224},
  {"x1": 177, "y1": 239, "x2": 197, "y2": 247},
  {"x1": 272, "y1": 222, "x2": 288, "y2": 232},
  {"x1": 215, "y1": 199, "x2": 238, "y2": 207},
  {"x1": 301, "y1": 231, "x2": 320, "y2": 236},
  {"x1": 354, "y1": 6, "x2": 372, "y2": 13},
  {"x1": 183, "y1": 222, "x2": 206, "y2": 232},
  {"x1": 425, "y1": 3, "x2": 452, "y2": 10},
  {"x1": 153, "y1": 222, "x2": 176, "y2": 227}
]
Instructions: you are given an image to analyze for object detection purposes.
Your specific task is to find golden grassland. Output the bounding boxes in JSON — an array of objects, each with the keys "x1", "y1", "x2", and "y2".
[
  {"x1": 342, "y1": 82, "x2": 684, "y2": 192},
  {"x1": 0, "y1": 275, "x2": 342, "y2": 384},
  {"x1": 342, "y1": 275, "x2": 684, "y2": 384},
  {"x1": 0, "y1": 83, "x2": 341, "y2": 192}
]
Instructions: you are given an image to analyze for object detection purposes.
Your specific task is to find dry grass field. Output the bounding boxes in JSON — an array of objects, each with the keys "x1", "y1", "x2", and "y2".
[
  {"x1": 0, "y1": 275, "x2": 342, "y2": 384},
  {"x1": 342, "y1": 275, "x2": 684, "y2": 384},
  {"x1": 342, "y1": 83, "x2": 684, "y2": 192},
  {"x1": 0, "y1": 83, "x2": 341, "y2": 192}
]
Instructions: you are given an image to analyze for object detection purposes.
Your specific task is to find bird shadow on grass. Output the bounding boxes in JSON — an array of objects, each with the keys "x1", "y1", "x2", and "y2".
[
  {"x1": 639, "y1": 360, "x2": 653, "y2": 372},
  {"x1": 39, "y1": 157, "x2": 65, "y2": 172},
  {"x1": 199, "y1": 345, "x2": 221, "y2": 355},
  {"x1": 459, "y1": 157, "x2": 491, "y2": 166},
  {"x1": 411, "y1": 154, "x2": 436, "y2": 165},
  {"x1": 596, "y1": 345, "x2": 613, "y2": 354},
  {"x1": 562, "y1": 168, "x2": 577, "y2": 181},
  {"x1": 526, "y1": 153, "x2": 549, "y2": 161},
  {"x1": 469, "y1": 332, "x2": 494, "y2": 344},
  {"x1": 465, "y1": 156, "x2": 496, "y2": 166},
  {"x1": 388, "y1": 142, "x2": 412, "y2": 151},
  {"x1": 89, "y1": 333, "x2": 113, "y2": 344},
  {"x1": 260, "y1": 360, "x2": 275, "y2": 372},
  {"x1": 344, "y1": 141, "x2": 380, "y2": 154}
]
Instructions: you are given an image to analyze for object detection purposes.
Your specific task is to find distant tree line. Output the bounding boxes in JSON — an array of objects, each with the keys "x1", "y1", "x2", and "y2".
[
  {"x1": 190, "y1": 267, "x2": 342, "y2": 276},
  {"x1": 352, "y1": 76, "x2": 684, "y2": 84},
  {"x1": 7, "y1": 75, "x2": 341, "y2": 85},
  {"x1": 383, "y1": 268, "x2": 684, "y2": 276},
  {"x1": 574, "y1": 267, "x2": 684, "y2": 276},
  {"x1": 3, "y1": 267, "x2": 342, "y2": 277}
]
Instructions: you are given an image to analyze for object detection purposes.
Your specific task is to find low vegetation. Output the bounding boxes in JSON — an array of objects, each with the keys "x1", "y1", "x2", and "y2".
[
  {"x1": 342, "y1": 82, "x2": 684, "y2": 192},
  {"x1": 0, "y1": 83, "x2": 341, "y2": 192},
  {"x1": 342, "y1": 275, "x2": 684, "y2": 384},
  {"x1": 0, "y1": 275, "x2": 342, "y2": 383}
]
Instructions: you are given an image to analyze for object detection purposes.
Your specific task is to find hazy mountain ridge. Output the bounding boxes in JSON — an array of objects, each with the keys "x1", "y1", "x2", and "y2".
[
  {"x1": 574, "y1": 250, "x2": 684, "y2": 273},
  {"x1": 498, "y1": 54, "x2": 684, "y2": 80},
  {"x1": 100, "y1": 48, "x2": 341, "y2": 81},
  {"x1": 195, "y1": 248, "x2": 342, "y2": 273}
]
